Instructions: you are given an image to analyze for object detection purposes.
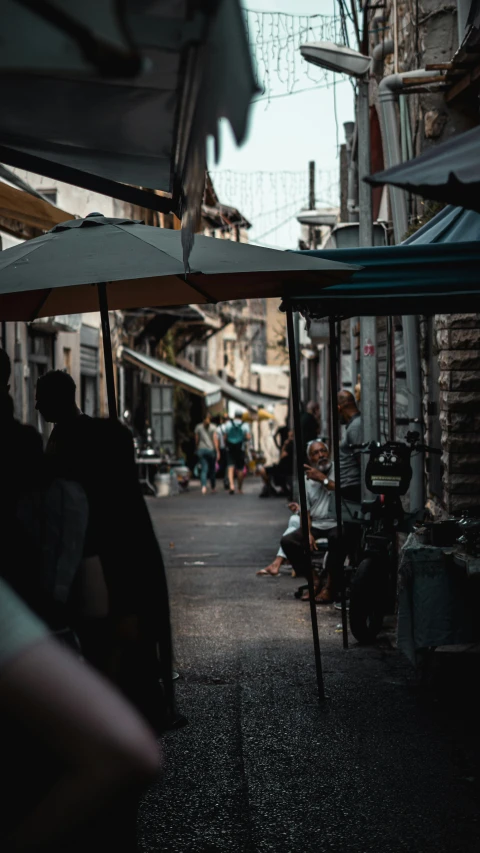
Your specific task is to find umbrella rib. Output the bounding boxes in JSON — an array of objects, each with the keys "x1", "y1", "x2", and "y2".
[
  {"x1": 30, "y1": 288, "x2": 53, "y2": 321},
  {"x1": 176, "y1": 275, "x2": 217, "y2": 304}
]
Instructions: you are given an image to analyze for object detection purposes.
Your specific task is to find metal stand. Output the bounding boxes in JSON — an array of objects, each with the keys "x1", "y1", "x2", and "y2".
[
  {"x1": 286, "y1": 303, "x2": 325, "y2": 701},
  {"x1": 98, "y1": 282, "x2": 117, "y2": 419},
  {"x1": 329, "y1": 317, "x2": 349, "y2": 650}
]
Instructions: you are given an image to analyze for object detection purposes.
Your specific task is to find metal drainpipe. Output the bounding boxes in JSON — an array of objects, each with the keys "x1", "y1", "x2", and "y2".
[
  {"x1": 378, "y1": 69, "x2": 440, "y2": 511},
  {"x1": 344, "y1": 121, "x2": 357, "y2": 223},
  {"x1": 372, "y1": 39, "x2": 394, "y2": 76}
]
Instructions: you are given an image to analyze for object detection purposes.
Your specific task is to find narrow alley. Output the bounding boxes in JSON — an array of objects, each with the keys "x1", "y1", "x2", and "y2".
[{"x1": 139, "y1": 482, "x2": 480, "y2": 853}]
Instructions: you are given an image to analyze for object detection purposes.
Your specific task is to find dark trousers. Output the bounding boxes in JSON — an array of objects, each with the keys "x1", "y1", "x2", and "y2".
[
  {"x1": 219, "y1": 447, "x2": 229, "y2": 487},
  {"x1": 281, "y1": 521, "x2": 359, "y2": 596}
]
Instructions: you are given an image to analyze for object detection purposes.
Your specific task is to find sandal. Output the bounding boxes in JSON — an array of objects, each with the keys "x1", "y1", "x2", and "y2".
[
  {"x1": 256, "y1": 567, "x2": 280, "y2": 576},
  {"x1": 301, "y1": 584, "x2": 321, "y2": 601},
  {"x1": 315, "y1": 587, "x2": 334, "y2": 604}
]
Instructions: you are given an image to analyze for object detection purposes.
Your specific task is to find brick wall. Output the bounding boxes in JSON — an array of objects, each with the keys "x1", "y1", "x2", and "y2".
[{"x1": 436, "y1": 314, "x2": 480, "y2": 515}]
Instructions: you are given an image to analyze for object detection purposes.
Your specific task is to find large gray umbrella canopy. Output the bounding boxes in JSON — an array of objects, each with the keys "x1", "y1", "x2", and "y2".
[
  {"x1": 366, "y1": 125, "x2": 480, "y2": 213},
  {"x1": 0, "y1": 213, "x2": 358, "y2": 321},
  {"x1": 0, "y1": 212, "x2": 358, "y2": 704}
]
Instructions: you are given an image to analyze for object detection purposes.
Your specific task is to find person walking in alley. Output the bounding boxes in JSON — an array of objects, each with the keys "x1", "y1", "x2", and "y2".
[
  {"x1": 224, "y1": 410, "x2": 251, "y2": 494},
  {"x1": 215, "y1": 412, "x2": 230, "y2": 490},
  {"x1": 194, "y1": 412, "x2": 219, "y2": 495},
  {"x1": 35, "y1": 370, "x2": 183, "y2": 735}
]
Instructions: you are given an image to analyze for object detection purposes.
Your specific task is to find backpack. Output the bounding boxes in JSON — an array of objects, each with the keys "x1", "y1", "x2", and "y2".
[{"x1": 226, "y1": 420, "x2": 245, "y2": 445}]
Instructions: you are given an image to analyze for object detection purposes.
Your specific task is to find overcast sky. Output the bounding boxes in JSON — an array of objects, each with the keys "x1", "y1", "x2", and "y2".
[{"x1": 207, "y1": 0, "x2": 356, "y2": 249}]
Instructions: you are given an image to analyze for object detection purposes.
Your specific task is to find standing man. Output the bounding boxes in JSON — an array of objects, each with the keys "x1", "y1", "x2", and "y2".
[
  {"x1": 306, "y1": 390, "x2": 362, "y2": 502},
  {"x1": 337, "y1": 389, "x2": 362, "y2": 502},
  {"x1": 224, "y1": 410, "x2": 251, "y2": 495}
]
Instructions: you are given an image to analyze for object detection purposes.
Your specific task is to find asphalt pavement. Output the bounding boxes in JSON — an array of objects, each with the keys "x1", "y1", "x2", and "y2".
[{"x1": 139, "y1": 477, "x2": 480, "y2": 853}]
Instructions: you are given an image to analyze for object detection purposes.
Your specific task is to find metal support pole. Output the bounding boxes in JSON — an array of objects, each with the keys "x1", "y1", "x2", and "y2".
[
  {"x1": 357, "y1": 76, "x2": 378, "y2": 491},
  {"x1": 13, "y1": 323, "x2": 24, "y2": 422},
  {"x1": 358, "y1": 77, "x2": 373, "y2": 249},
  {"x1": 309, "y1": 160, "x2": 316, "y2": 249},
  {"x1": 336, "y1": 319, "x2": 342, "y2": 387},
  {"x1": 97, "y1": 282, "x2": 117, "y2": 419},
  {"x1": 286, "y1": 303, "x2": 325, "y2": 701},
  {"x1": 387, "y1": 316, "x2": 396, "y2": 441},
  {"x1": 329, "y1": 317, "x2": 349, "y2": 650}
]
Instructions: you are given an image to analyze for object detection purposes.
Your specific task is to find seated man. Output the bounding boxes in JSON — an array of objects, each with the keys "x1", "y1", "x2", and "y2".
[
  {"x1": 280, "y1": 440, "x2": 340, "y2": 603},
  {"x1": 257, "y1": 502, "x2": 300, "y2": 576}
]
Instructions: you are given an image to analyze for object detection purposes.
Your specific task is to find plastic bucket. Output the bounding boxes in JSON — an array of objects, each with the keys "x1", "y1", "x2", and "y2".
[{"x1": 155, "y1": 473, "x2": 170, "y2": 497}]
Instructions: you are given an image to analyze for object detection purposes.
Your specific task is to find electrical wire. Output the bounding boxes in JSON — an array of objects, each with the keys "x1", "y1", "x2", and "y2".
[
  {"x1": 252, "y1": 78, "x2": 348, "y2": 103},
  {"x1": 253, "y1": 209, "x2": 305, "y2": 242}
]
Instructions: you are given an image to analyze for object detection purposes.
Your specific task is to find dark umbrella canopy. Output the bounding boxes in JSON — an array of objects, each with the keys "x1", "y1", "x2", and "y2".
[
  {"x1": 366, "y1": 125, "x2": 480, "y2": 213},
  {"x1": 0, "y1": 214, "x2": 359, "y2": 322}
]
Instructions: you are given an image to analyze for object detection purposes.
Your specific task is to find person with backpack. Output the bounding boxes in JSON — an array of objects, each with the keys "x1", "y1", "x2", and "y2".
[{"x1": 224, "y1": 411, "x2": 251, "y2": 495}]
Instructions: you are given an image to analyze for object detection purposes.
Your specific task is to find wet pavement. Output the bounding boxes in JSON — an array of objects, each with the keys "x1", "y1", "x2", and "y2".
[{"x1": 139, "y1": 478, "x2": 480, "y2": 853}]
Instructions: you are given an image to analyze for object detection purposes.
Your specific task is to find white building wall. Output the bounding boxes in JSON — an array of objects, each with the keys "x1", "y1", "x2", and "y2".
[{"x1": 1, "y1": 171, "x2": 125, "y2": 423}]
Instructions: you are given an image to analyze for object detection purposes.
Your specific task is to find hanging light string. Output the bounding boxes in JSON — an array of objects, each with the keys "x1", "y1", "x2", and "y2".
[
  {"x1": 243, "y1": 9, "x2": 345, "y2": 101},
  {"x1": 208, "y1": 168, "x2": 339, "y2": 242}
]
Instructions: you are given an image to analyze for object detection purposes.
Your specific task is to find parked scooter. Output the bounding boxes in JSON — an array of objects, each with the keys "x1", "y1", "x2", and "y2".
[{"x1": 345, "y1": 431, "x2": 441, "y2": 643}]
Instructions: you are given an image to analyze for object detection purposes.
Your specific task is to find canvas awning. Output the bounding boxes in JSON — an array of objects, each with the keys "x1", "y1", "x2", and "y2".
[
  {"x1": 0, "y1": 179, "x2": 74, "y2": 232},
  {"x1": 285, "y1": 239, "x2": 480, "y2": 318},
  {"x1": 122, "y1": 347, "x2": 222, "y2": 408},
  {"x1": 207, "y1": 373, "x2": 287, "y2": 411},
  {"x1": 366, "y1": 125, "x2": 480, "y2": 214}
]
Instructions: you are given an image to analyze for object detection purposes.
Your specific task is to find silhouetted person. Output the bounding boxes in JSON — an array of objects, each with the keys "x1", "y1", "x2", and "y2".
[
  {"x1": 0, "y1": 348, "x2": 49, "y2": 614},
  {"x1": 36, "y1": 370, "x2": 180, "y2": 732},
  {"x1": 300, "y1": 400, "x2": 320, "y2": 448}
]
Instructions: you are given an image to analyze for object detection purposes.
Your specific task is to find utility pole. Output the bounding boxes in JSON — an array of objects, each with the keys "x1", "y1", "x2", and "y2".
[
  {"x1": 309, "y1": 160, "x2": 316, "y2": 249},
  {"x1": 357, "y1": 76, "x2": 379, "y2": 477}
]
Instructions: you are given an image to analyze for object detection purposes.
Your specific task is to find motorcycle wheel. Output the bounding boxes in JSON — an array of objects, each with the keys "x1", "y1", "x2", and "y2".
[{"x1": 349, "y1": 557, "x2": 384, "y2": 644}]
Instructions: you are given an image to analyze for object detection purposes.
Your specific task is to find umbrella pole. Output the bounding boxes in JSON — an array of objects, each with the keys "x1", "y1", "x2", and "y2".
[
  {"x1": 329, "y1": 317, "x2": 348, "y2": 650},
  {"x1": 286, "y1": 303, "x2": 325, "y2": 701},
  {"x1": 98, "y1": 282, "x2": 117, "y2": 419}
]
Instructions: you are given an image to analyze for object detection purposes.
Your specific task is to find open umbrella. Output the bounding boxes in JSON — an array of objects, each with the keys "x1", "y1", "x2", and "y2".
[
  {"x1": 0, "y1": 212, "x2": 358, "y2": 416},
  {"x1": 365, "y1": 124, "x2": 480, "y2": 213},
  {"x1": 0, "y1": 213, "x2": 358, "y2": 705}
]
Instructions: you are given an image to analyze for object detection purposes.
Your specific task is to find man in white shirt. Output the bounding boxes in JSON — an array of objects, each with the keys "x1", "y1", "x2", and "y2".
[{"x1": 280, "y1": 440, "x2": 340, "y2": 603}]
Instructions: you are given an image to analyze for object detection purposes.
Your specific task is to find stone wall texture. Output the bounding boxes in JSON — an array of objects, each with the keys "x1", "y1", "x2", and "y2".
[{"x1": 436, "y1": 314, "x2": 480, "y2": 514}]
